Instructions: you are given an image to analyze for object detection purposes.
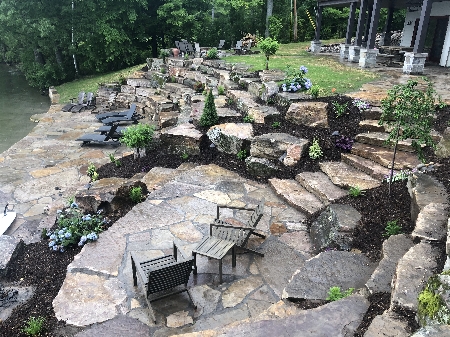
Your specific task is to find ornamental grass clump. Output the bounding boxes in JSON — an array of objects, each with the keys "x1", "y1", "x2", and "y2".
[
  {"x1": 22, "y1": 316, "x2": 45, "y2": 336},
  {"x1": 199, "y1": 90, "x2": 219, "y2": 127},
  {"x1": 281, "y1": 65, "x2": 312, "y2": 93},
  {"x1": 45, "y1": 202, "x2": 108, "y2": 252}
]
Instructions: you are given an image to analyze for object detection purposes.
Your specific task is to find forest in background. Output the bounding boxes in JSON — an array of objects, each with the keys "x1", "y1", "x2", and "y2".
[{"x1": 0, "y1": 0, "x2": 405, "y2": 89}]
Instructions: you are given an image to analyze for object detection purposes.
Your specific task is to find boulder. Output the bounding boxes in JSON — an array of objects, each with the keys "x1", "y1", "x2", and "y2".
[
  {"x1": 435, "y1": 127, "x2": 450, "y2": 158},
  {"x1": 207, "y1": 123, "x2": 253, "y2": 154},
  {"x1": 75, "y1": 177, "x2": 148, "y2": 214},
  {"x1": 245, "y1": 156, "x2": 280, "y2": 178},
  {"x1": 250, "y1": 133, "x2": 308, "y2": 163},
  {"x1": 261, "y1": 81, "x2": 280, "y2": 102},
  {"x1": 310, "y1": 204, "x2": 361, "y2": 252},
  {"x1": 160, "y1": 123, "x2": 204, "y2": 156},
  {"x1": 286, "y1": 101, "x2": 329, "y2": 128}
]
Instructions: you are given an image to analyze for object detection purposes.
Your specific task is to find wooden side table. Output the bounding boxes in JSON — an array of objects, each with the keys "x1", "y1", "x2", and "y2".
[{"x1": 192, "y1": 236, "x2": 236, "y2": 283}]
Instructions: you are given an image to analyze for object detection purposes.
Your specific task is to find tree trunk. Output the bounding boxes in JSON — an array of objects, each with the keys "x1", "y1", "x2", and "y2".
[
  {"x1": 293, "y1": 0, "x2": 298, "y2": 41},
  {"x1": 265, "y1": 56, "x2": 269, "y2": 70},
  {"x1": 265, "y1": 0, "x2": 274, "y2": 37}
]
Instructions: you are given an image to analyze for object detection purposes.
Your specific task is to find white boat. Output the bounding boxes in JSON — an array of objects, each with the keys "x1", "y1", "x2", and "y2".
[{"x1": 0, "y1": 204, "x2": 16, "y2": 235}]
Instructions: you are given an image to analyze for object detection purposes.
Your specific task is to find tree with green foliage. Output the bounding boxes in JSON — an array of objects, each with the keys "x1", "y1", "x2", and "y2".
[
  {"x1": 258, "y1": 37, "x2": 279, "y2": 70},
  {"x1": 199, "y1": 90, "x2": 219, "y2": 127},
  {"x1": 379, "y1": 79, "x2": 443, "y2": 194},
  {"x1": 120, "y1": 123, "x2": 155, "y2": 160}
]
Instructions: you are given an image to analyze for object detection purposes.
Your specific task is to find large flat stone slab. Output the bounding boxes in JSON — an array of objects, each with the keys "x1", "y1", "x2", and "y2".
[
  {"x1": 222, "y1": 276, "x2": 264, "y2": 308},
  {"x1": 413, "y1": 203, "x2": 449, "y2": 242},
  {"x1": 319, "y1": 161, "x2": 381, "y2": 190},
  {"x1": 295, "y1": 171, "x2": 347, "y2": 203},
  {"x1": 0, "y1": 235, "x2": 19, "y2": 274},
  {"x1": 364, "y1": 310, "x2": 410, "y2": 337},
  {"x1": 411, "y1": 325, "x2": 450, "y2": 336},
  {"x1": 256, "y1": 237, "x2": 308, "y2": 297},
  {"x1": 390, "y1": 241, "x2": 444, "y2": 313},
  {"x1": 366, "y1": 234, "x2": 414, "y2": 294},
  {"x1": 356, "y1": 132, "x2": 416, "y2": 152},
  {"x1": 268, "y1": 178, "x2": 324, "y2": 216},
  {"x1": 53, "y1": 272, "x2": 127, "y2": 327},
  {"x1": 191, "y1": 294, "x2": 369, "y2": 337},
  {"x1": 351, "y1": 142, "x2": 421, "y2": 170},
  {"x1": 73, "y1": 315, "x2": 151, "y2": 337},
  {"x1": 283, "y1": 251, "x2": 376, "y2": 300}
]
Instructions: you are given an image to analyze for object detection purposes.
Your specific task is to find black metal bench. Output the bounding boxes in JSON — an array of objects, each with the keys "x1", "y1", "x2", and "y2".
[{"x1": 131, "y1": 242, "x2": 196, "y2": 323}]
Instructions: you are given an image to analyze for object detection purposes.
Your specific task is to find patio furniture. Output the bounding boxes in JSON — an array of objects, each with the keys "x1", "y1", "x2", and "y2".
[
  {"x1": 218, "y1": 40, "x2": 225, "y2": 49},
  {"x1": 192, "y1": 232, "x2": 236, "y2": 284},
  {"x1": 131, "y1": 242, "x2": 196, "y2": 324},
  {"x1": 62, "y1": 92, "x2": 85, "y2": 112},
  {"x1": 192, "y1": 199, "x2": 266, "y2": 283},
  {"x1": 232, "y1": 40, "x2": 243, "y2": 55},
  {"x1": 75, "y1": 124, "x2": 121, "y2": 146}
]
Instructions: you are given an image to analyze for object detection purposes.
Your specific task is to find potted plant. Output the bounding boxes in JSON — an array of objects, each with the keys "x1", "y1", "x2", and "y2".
[{"x1": 172, "y1": 48, "x2": 180, "y2": 57}]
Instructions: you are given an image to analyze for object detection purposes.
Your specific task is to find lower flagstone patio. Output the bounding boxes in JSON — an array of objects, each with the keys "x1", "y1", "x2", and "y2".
[{"x1": 53, "y1": 164, "x2": 315, "y2": 334}]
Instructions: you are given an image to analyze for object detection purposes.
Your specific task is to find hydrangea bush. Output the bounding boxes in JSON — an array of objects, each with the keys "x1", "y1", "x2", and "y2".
[
  {"x1": 45, "y1": 202, "x2": 108, "y2": 252},
  {"x1": 280, "y1": 65, "x2": 312, "y2": 93}
]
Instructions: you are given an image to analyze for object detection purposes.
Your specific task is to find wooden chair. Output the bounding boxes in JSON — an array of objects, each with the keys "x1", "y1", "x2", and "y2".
[{"x1": 131, "y1": 242, "x2": 196, "y2": 323}]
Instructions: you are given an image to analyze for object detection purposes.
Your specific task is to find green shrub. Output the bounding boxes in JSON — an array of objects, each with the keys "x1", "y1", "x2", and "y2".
[
  {"x1": 383, "y1": 220, "x2": 402, "y2": 237},
  {"x1": 237, "y1": 149, "x2": 248, "y2": 160},
  {"x1": 87, "y1": 163, "x2": 99, "y2": 182},
  {"x1": 243, "y1": 114, "x2": 254, "y2": 123},
  {"x1": 332, "y1": 101, "x2": 348, "y2": 118},
  {"x1": 217, "y1": 85, "x2": 225, "y2": 95},
  {"x1": 309, "y1": 85, "x2": 322, "y2": 99},
  {"x1": 193, "y1": 81, "x2": 205, "y2": 93},
  {"x1": 206, "y1": 47, "x2": 219, "y2": 60},
  {"x1": 348, "y1": 186, "x2": 365, "y2": 197},
  {"x1": 120, "y1": 123, "x2": 155, "y2": 159},
  {"x1": 22, "y1": 316, "x2": 45, "y2": 336},
  {"x1": 108, "y1": 153, "x2": 122, "y2": 167},
  {"x1": 326, "y1": 287, "x2": 354, "y2": 301},
  {"x1": 272, "y1": 121, "x2": 281, "y2": 128},
  {"x1": 258, "y1": 37, "x2": 279, "y2": 70},
  {"x1": 199, "y1": 90, "x2": 219, "y2": 127},
  {"x1": 418, "y1": 276, "x2": 450, "y2": 325},
  {"x1": 309, "y1": 138, "x2": 323, "y2": 159},
  {"x1": 129, "y1": 186, "x2": 144, "y2": 203},
  {"x1": 180, "y1": 152, "x2": 189, "y2": 160}
]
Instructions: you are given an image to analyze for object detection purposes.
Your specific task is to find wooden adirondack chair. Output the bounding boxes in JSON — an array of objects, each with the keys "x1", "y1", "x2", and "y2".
[{"x1": 131, "y1": 242, "x2": 196, "y2": 323}]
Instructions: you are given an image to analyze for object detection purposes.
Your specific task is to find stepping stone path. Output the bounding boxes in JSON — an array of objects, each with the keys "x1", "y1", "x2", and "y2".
[{"x1": 1, "y1": 55, "x2": 450, "y2": 335}]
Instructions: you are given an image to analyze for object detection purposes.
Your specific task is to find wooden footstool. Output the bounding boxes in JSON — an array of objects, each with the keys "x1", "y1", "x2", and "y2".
[{"x1": 192, "y1": 236, "x2": 236, "y2": 283}]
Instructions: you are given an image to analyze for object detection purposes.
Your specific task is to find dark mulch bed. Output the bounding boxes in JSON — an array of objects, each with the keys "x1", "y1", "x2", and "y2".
[{"x1": 1, "y1": 95, "x2": 449, "y2": 336}]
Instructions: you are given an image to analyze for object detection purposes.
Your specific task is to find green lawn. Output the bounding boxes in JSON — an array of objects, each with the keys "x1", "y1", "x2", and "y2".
[
  {"x1": 56, "y1": 40, "x2": 379, "y2": 103},
  {"x1": 224, "y1": 41, "x2": 379, "y2": 95}
]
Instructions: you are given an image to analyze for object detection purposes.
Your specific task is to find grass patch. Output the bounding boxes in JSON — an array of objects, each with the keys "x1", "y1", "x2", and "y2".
[
  {"x1": 55, "y1": 64, "x2": 145, "y2": 103},
  {"x1": 224, "y1": 41, "x2": 378, "y2": 94}
]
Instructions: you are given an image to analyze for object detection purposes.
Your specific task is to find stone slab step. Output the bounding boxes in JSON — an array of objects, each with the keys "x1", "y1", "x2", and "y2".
[
  {"x1": 390, "y1": 241, "x2": 444, "y2": 313},
  {"x1": 351, "y1": 142, "x2": 421, "y2": 170},
  {"x1": 319, "y1": 161, "x2": 381, "y2": 190},
  {"x1": 365, "y1": 234, "x2": 414, "y2": 294},
  {"x1": 268, "y1": 178, "x2": 324, "y2": 216},
  {"x1": 295, "y1": 171, "x2": 347, "y2": 204},
  {"x1": 164, "y1": 82, "x2": 194, "y2": 96},
  {"x1": 359, "y1": 119, "x2": 388, "y2": 132},
  {"x1": 364, "y1": 310, "x2": 410, "y2": 337},
  {"x1": 283, "y1": 250, "x2": 376, "y2": 300},
  {"x1": 355, "y1": 132, "x2": 416, "y2": 152},
  {"x1": 361, "y1": 106, "x2": 382, "y2": 120},
  {"x1": 181, "y1": 295, "x2": 370, "y2": 337},
  {"x1": 341, "y1": 153, "x2": 391, "y2": 181}
]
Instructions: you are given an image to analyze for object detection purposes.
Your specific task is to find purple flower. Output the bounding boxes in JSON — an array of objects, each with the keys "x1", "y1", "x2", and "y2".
[{"x1": 300, "y1": 65, "x2": 308, "y2": 74}]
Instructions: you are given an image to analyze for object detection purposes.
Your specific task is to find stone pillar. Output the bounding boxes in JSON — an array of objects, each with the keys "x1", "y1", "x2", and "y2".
[
  {"x1": 340, "y1": 44, "x2": 350, "y2": 60},
  {"x1": 348, "y1": 46, "x2": 361, "y2": 63},
  {"x1": 403, "y1": 52, "x2": 428, "y2": 74},
  {"x1": 359, "y1": 48, "x2": 379, "y2": 68},
  {"x1": 310, "y1": 40, "x2": 322, "y2": 54}
]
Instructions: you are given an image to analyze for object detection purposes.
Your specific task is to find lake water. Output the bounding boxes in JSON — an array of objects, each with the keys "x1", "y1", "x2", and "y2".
[{"x1": 0, "y1": 64, "x2": 51, "y2": 154}]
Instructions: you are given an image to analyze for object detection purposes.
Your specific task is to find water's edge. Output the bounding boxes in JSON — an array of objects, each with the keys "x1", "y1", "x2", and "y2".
[{"x1": 0, "y1": 64, "x2": 51, "y2": 154}]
